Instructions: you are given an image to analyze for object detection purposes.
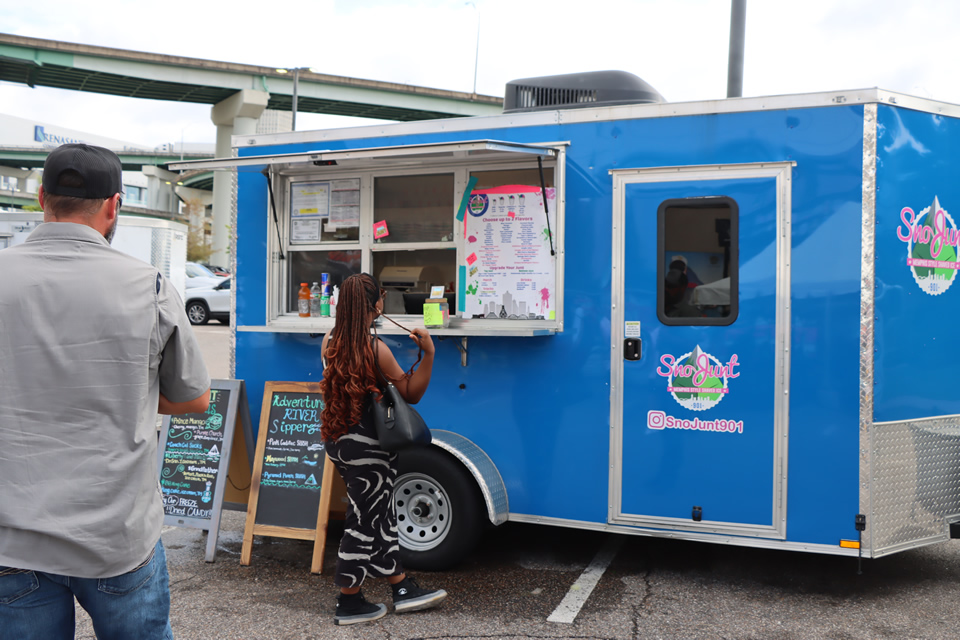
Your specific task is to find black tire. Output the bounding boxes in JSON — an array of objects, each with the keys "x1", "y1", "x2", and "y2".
[
  {"x1": 395, "y1": 447, "x2": 485, "y2": 571},
  {"x1": 186, "y1": 300, "x2": 209, "y2": 325}
]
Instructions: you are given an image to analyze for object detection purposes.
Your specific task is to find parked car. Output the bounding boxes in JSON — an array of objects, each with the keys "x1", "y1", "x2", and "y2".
[
  {"x1": 202, "y1": 263, "x2": 231, "y2": 277},
  {"x1": 186, "y1": 261, "x2": 227, "y2": 290},
  {"x1": 185, "y1": 278, "x2": 230, "y2": 325}
]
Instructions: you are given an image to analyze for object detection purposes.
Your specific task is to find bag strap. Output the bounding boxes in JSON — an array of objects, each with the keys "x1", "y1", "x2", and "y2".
[{"x1": 371, "y1": 336, "x2": 390, "y2": 388}]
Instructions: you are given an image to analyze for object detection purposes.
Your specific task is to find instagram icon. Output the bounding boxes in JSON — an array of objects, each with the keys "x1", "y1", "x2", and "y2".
[{"x1": 647, "y1": 410, "x2": 666, "y2": 430}]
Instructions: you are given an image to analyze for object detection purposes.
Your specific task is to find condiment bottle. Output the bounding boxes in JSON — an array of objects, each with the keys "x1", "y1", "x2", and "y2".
[{"x1": 298, "y1": 282, "x2": 311, "y2": 318}]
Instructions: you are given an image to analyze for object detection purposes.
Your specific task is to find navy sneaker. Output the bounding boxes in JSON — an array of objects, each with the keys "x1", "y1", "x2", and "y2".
[
  {"x1": 334, "y1": 590, "x2": 387, "y2": 625},
  {"x1": 391, "y1": 576, "x2": 448, "y2": 613}
]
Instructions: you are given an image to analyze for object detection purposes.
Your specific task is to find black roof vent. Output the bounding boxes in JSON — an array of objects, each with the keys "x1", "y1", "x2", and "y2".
[{"x1": 503, "y1": 70, "x2": 664, "y2": 113}]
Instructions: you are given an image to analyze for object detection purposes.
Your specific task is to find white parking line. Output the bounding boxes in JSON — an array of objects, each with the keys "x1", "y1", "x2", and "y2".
[{"x1": 547, "y1": 535, "x2": 624, "y2": 624}]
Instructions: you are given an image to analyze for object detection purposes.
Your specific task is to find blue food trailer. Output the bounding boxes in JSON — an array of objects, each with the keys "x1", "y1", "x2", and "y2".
[{"x1": 173, "y1": 73, "x2": 960, "y2": 569}]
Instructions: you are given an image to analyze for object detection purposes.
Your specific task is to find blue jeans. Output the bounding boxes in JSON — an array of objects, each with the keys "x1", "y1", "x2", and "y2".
[{"x1": 0, "y1": 538, "x2": 173, "y2": 640}]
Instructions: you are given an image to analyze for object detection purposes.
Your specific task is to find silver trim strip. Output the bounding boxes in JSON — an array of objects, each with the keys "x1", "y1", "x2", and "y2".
[
  {"x1": 874, "y1": 412, "x2": 960, "y2": 427},
  {"x1": 169, "y1": 139, "x2": 556, "y2": 171},
  {"x1": 611, "y1": 513, "x2": 780, "y2": 538},
  {"x1": 775, "y1": 161, "x2": 794, "y2": 533},
  {"x1": 609, "y1": 161, "x2": 794, "y2": 540},
  {"x1": 229, "y1": 146, "x2": 238, "y2": 379},
  {"x1": 507, "y1": 513, "x2": 861, "y2": 557},
  {"x1": 430, "y1": 429, "x2": 509, "y2": 526},
  {"x1": 871, "y1": 532, "x2": 949, "y2": 559},
  {"x1": 860, "y1": 103, "x2": 878, "y2": 553}
]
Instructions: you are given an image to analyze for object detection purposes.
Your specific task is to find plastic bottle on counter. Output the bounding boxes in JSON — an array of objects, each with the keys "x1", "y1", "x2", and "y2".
[
  {"x1": 310, "y1": 282, "x2": 321, "y2": 317},
  {"x1": 298, "y1": 282, "x2": 311, "y2": 318}
]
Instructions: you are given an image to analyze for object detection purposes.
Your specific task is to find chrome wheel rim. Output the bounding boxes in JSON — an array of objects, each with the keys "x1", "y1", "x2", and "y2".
[
  {"x1": 394, "y1": 473, "x2": 451, "y2": 550},
  {"x1": 187, "y1": 304, "x2": 206, "y2": 323}
]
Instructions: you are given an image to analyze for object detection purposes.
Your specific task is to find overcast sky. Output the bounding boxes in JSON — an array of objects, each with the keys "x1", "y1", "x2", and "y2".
[{"x1": 2, "y1": 0, "x2": 958, "y2": 147}]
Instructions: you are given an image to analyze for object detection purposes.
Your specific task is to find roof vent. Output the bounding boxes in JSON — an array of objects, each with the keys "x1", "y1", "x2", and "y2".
[{"x1": 503, "y1": 70, "x2": 664, "y2": 113}]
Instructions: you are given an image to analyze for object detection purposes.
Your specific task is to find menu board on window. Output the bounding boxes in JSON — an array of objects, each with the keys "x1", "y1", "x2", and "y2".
[
  {"x1": 290, "y1": 181, "x2": 330, "y2": 219},
  {"x1": 289, "y1": 179, "x2": 360, "y2": 244},
  {"x1": 329, "y1": 179, "x2": 360, "y2": 231},
  {"x1": 463, "y1": 185, "x2": 557, "y2": 319}
]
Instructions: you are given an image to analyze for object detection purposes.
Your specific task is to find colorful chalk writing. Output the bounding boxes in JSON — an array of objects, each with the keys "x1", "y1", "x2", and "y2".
[
  {"x1": 160, "y1": 388, "x2": 231, "y2": 520},
  {"x1": 253, "y1": 390, "x2": 327, "y2": 530}
]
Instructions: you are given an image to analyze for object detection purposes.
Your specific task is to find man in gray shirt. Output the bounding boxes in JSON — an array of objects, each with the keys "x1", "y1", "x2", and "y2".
[{"x1": 0, "y1": 144, "x2": 211, "y2": 639}]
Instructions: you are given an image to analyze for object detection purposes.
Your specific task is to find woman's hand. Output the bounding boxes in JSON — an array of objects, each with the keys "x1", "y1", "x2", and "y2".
[{"x1": 409, "y1": 327, "x2": 435, "y2": 356}]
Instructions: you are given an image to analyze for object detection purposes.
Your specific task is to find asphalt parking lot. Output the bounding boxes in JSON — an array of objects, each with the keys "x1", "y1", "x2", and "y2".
[
  {"x1": 72, "y1": 325, "x2": 960, "y2": 639},
  {"x1": 75, "y1": 508, "x2": 960, "y2": 640}
]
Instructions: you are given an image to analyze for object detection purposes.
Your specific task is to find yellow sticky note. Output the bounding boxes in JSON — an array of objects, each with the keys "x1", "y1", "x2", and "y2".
[
  {"x1": 423, "y1": 303, "x2": 442, "y2": 327},
  {"x1": 548, "y1": 311, "x2": 555, "y2": 320}
]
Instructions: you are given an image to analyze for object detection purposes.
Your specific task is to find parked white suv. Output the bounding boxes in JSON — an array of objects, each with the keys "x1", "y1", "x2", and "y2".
[
  {"x1": 185, "y1": 278, "x2": 230, "y2": 325},
  {"x1": 186, "y1": 261, "x2": 227, "y2": 290}
]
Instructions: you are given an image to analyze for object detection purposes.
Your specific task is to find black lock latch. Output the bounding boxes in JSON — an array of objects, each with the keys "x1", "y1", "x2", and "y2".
[
  {"x1": 624, "y1": 338, "x2": 641, "y2": 361},
  {"x1": 692, "y1": 506, "x2": 703, "y2": 522}
]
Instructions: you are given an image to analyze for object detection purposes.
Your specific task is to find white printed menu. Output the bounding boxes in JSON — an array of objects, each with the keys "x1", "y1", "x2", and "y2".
[{"x1": 463, "y1": 185, "x2": 557, "y2": 319}]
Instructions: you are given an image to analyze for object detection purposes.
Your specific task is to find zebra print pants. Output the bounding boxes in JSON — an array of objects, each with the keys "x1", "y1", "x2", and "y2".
[{"x1": 325, "y1": 417, "x2": 404, "y2": 588}]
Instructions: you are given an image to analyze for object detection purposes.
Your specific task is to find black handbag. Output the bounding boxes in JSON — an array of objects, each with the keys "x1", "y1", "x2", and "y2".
[{"x1": 370, "y1": 338, "x2": 431, "y2": 452}]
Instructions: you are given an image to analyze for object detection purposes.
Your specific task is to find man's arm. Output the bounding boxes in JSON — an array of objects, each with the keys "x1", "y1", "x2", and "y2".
[
  {"x1": 159, "y1": 389, "x2": 211, "y2": 415},
  {"x1": 156, "y1": 273, "x2": 212, "y2": 412}
]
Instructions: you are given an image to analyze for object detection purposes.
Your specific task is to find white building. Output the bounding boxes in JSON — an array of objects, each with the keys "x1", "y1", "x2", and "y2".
[{"x1": 0, "y1": 112, "x2": 215, "y2": 215}]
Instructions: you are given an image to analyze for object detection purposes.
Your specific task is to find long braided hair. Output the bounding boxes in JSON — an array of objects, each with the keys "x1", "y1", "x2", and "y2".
[{"x1": 319, "y1": 273, "x2": 383, "y2": 441}]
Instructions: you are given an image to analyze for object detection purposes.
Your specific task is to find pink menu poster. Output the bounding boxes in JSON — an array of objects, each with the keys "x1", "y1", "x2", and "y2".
[{"x1": 463, "y1": 185, "x2": 556, "y2": 319}]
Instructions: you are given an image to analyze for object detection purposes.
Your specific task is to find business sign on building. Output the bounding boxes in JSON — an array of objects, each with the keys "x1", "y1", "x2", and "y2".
[
  {"x1": 33, "y1": 125, "x2": 85, "y2": 147},
  {"x1": 1, "y1": 113, "x2": 149, "y2": 151}
]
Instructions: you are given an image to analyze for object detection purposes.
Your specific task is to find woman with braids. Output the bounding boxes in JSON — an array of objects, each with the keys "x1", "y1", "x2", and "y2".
[{"x1": 319, "y1": 272, "x2": 447, "y2": 625}]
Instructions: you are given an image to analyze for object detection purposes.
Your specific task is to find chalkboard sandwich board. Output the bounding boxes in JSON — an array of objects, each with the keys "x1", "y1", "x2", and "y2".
[
  {"x1": 241, "y1": 381, "x2": 336, "y2": 574},
  {"x1": 158, "y1": 379, "x2": 254, "y2": 562}
]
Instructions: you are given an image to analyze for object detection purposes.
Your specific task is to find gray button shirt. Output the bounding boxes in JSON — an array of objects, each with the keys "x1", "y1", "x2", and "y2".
[{"x1": 0, "y1": 222, "x2": 210, "y2": 578}]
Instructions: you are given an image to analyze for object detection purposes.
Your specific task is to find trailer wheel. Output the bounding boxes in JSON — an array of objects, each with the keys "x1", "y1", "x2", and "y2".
[{"x1": 395, "y1": 447, "x2": 485, "y2": 571}]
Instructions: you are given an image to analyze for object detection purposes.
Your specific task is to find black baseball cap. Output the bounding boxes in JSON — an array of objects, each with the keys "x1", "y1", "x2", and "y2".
[{"x1": 42, "y1": 143, "x2": 123, "y2": 199}]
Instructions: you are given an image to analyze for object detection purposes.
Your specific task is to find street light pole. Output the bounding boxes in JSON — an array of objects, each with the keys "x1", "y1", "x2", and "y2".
[
  {"x1": 726, "y1": 0, "x2": 747, "y2": 98},
  {"x1": 278, "y1": 66, "x2": 315, "y2": 131},
  {"x1": 292, "y1": 67, "x2": 300, "y2": 131}
]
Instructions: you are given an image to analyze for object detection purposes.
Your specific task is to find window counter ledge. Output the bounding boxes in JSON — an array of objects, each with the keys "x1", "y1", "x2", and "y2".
[{"x1": 237, "y1": 318, "x2": 560, "y2": 337}]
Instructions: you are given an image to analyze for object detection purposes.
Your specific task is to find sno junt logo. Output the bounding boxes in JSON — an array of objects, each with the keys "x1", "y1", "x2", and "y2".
[
  {"x1": 897, "y1": 196, "x2": 960, "y2": 296},
  {"x1": 468, "y1": 193, "x2": 489, "y2": 217},
  {"x1": 656, "y1": 345, "x2": 740, "y2": 412}
]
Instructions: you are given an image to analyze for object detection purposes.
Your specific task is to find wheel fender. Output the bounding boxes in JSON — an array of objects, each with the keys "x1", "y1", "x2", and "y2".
[{"x1": 429, "y1": 429, "x2": 508, "y2": 526}]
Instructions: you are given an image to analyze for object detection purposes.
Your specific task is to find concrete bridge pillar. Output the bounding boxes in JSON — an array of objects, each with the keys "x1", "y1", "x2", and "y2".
[
  {"x1": 210, "y1": 89, "x2": 269, "y2": 267},
  {"x1": 0, "y1": 167, "x2": 39, "y2": 192},
  {"x1": 141, "y1": 165, "x2": 180, "y2": 214}
]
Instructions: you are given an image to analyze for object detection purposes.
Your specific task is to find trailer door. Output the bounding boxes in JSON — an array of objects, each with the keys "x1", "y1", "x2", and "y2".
[{"x1": 610, "y1": 163, "x2": 792, "y2": 540}]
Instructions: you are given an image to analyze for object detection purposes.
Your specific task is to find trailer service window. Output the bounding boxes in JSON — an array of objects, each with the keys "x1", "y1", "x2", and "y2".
[
  {"x1": 259, "y1": 140, "x2": 565, "y2": 335},
  {"x1": 658, "y1": 197, "x2": 738, "y2": 326}
]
